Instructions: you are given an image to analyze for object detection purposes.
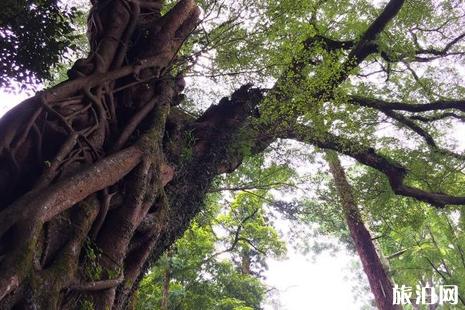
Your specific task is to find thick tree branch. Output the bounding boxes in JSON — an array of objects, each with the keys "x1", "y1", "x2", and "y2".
[
  {"x1": 381, "y1": 108, "x2": 437, "y2": 147},
  {"x1": 282, "y1": 125, "x2": 465, "y2": 208},
  {"x1": 416, "y1": 32, "x2": 465, "y2": 57},
  {"x1": 303, "y1": 35, "x2": 355, "y2": 52},
  {"x1": 308, "y1": 0, "x2": 405, "y2": 97},
  {"x1": 382, "y1": 109, "x2": 465, "y2": 160},
  {"x1": 379, "y1": 31, "x2": 465, "y2": 63},
  {"x1": 348, "y1": 95, "x2": 465, "y2": 160},
  {"x1": 70, "y1": 274, "x2": 124, "y2": 292},
  {"x1": 350, "y1": 95, "x2": 465, "y2": 113},
  {"x1": 275, "y1": 0, "x2": 404, "y2": 104},
  {"x1": 0, "y1": 146, "x2": 143, "y2": 238},
  {"x1": 347, "y1": 0, "x2": 405, "y2": 64},
  {"x1": 410, "y1": 112, "x2": 465, "y2": 123}
]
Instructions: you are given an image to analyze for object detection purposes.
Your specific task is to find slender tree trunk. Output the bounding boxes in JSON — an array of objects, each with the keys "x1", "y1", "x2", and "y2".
[
  {"x1": 160, "y1": 256, "x2": 170, "y2": 310},
  {"x1": 325, "y1": 151, "x2": 400, "y2": 310},
  {"x1": 241, "y1": 249, "x2": 252, "y2": 275}
]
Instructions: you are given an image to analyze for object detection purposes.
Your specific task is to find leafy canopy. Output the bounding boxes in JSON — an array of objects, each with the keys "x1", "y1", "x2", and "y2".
[{"x1": 0, "y1": 0, "x2": 83, "y2": 91}]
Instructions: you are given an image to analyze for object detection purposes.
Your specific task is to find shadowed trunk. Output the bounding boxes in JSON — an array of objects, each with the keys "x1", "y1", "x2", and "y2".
[{"x1": 325, "y1": 151, "x2": 400, "y2": 310}]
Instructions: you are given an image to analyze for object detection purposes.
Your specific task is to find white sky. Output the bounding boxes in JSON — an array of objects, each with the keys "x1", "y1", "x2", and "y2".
[
  {"x1": 265, "y1": 248, "x2": 371, "y2": 310},
  {"x1": 0, "y1": 92, "x2": 28, "y2": 118}
]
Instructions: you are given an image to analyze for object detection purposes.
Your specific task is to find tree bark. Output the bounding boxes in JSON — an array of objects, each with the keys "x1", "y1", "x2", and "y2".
[
  {"x1": 325, "y1": 151, "x2": 400, "y2": 310},
  {"x1": 241, "y1": 249, "x2": 252, "y2": 276},
  {"x1": 160, "y1": 256, "x2": 170, "y2": 310}
]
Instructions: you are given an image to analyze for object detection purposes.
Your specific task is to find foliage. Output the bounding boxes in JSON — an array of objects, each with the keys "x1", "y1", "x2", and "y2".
[
  {"x1": 137, "y1": 156, "x2": 290, "y2": 309},
  {"x1": 353, "y1": 167, "x2": 465, "y2": 308},
  {"x1": 0, "y1": 0, "x2": 84, "y2": 91}
]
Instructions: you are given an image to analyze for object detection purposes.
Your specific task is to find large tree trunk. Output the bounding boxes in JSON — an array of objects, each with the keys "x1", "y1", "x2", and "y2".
[
  {"x1": 0, "y1": 1, "x2": 265, "y2": 308},
  {"x1": 325, "y1": 151, "x2": 400, "y2": 310}
]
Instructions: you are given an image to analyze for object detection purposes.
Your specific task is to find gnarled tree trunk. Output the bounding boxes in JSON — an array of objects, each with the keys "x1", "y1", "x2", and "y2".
[{"x1": 0, "y1": 1, "x2": 264, "y2": 308}]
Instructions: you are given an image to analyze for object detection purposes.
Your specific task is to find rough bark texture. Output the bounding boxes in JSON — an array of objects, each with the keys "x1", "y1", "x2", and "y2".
[{"x1": 326, "y1": 151, "x2": 400, "y2": 310}]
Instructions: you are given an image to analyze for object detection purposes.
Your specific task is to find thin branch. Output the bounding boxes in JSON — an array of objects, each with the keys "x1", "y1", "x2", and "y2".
[
  {"x1": 202, "y1": 208, "x2": 260, "y2": 264},
  {"x1": 208, "y1": 182, "x2": 294, "y2": 193}
]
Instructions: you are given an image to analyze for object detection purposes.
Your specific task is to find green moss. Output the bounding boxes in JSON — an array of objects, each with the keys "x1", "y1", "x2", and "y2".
[
  {"x1": 124, "y1": 278, "x2": 134, "y2": 289},
  {"x1": 106, "y1": 266, "x2": 121, "y2": 280},
  {"x1": 78, "y1": 297, "x2": 95, "y2": 310},
  {"x1": 82, "y1": 240, "x2": 103, "y2": 281},
  {"x1": 179, "y1": 129, "x2": 196, "y2": 164},
  {"x1": 138, "y1": 100, "x2": 171, "y2": 153}
]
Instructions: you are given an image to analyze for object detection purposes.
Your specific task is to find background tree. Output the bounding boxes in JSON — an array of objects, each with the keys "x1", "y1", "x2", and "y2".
[
  {"x1": 136, "y1": 182, "x2": 287, "y2": 310},
  {"x1": 325, "y1": 150, "x2": 397, "y2": 310},
  {"x1": 354, "y1": 166, "x2": 465, "y2": 308},
  {"x1": 1, "y1": 0, "x2": 465, "y2": 309},
  {"x1": 285, "y1": 153, "x2": 465, "y2": 308}
]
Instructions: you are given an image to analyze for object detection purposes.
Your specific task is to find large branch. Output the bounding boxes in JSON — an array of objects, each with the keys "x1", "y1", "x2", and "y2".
[
  {"x1": 0, "y1": 146, "x2": 143, "y2": 238},
  {"x1": 379, "y1": 31, "x2": 465, "y2": 63},
  {"x1": 282, "y1": 125, "x2": 465, "y2": 208},
  {"x1": 348, "y1": 95, "x2": 465, "y2": 160},
  {"x1": 276, "y1": 0, "x2": 405, "y2": 102},
  {"x1": 347, "y1": 0, "x2": 405, "y2": 64},
  {"x1": 415, "y1": 31, "x2": 465, "y2": 56},
  {"x1": 381, "y1": 109, "x2": 465, "y2": 160},
  {"x1": 350, "y1": 95, "x2": 465, "y2": 113},
  {"x1": 309, "y1": 0, "x2": 405, "y2": 97},
  {"x1": 410, "y1": 112, "x2": 465, "y2": 123},
  {"x1": 380, "y1": 108, "x2": 437, "y2": 147},
  {"x1": 303, "y1": 35, "x2": 355, "y2": 52}
]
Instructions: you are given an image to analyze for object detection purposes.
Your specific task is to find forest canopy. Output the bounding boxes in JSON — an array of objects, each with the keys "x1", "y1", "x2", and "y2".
[{"x1": 0, "y1": 0, "x2": 465, "y2": 309}]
